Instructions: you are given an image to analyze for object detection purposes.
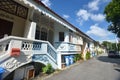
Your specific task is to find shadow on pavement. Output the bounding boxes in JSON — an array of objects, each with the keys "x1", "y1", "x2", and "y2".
[
  {"x1": 97, "y1": 56, "x2": 120, "y2": 80},
  {"x1": 97, "y1": 56, "x2": 120, "y2": 64},
  {"x1": 115, "y1": 69, "x2": 120, "y2": 72}
]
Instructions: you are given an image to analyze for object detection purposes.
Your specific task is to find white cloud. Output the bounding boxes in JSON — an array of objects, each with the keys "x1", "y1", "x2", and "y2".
[
  {"x1": 63, "y1": 14, "x2": 70, "y2": 19},
  {"x1": 76, "y1": 9, "x2": 90, "y2": 25},
  {"x1": 77, "y1": 9, "x2": 90, "y2": 21},
  {"x1": 87, "y1": 0, "x2": 111, "y2": 11},
  {"x1": 41, "y1": 0, "x2": 51, "y2": 7},
  {"x1": 76, "y1": 9, "x2": 105, "y2": 25},
  {"x1": 100, "y1": 39, "x2": 116, "y2": 43},
  {"x1": 91, "y1": 14, "x2": 105, "y2": 22},
  {"x1": 88, "y1": 0, "x2": 100, "y2": 11},
  {"x1": 76, "y1": 0, "x2": 111, "y2": 25},
  {"x1": 86, "y1": 24, "x2": 112, "y2": 38}
]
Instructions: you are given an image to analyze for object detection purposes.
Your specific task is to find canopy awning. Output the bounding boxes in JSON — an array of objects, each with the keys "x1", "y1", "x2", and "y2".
[{"x1": 17, "y1": 0, "x2": 76, "y2": 32}]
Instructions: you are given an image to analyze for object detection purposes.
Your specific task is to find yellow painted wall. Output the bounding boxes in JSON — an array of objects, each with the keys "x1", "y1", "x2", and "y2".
[{"x1": 12, "y1": 16, "x2": 26, "y2": 37}]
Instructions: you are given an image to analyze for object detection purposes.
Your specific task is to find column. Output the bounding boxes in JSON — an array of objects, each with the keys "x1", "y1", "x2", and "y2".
[
  {"x1": 57, "y1": 53, "x2": 62, "y2": 69},
  {"x1": 24, "y1": 8, "x2": 36, "y2": 39},
  {"x1": 27, "y1": 22, "x2": 36, "y2": 39},
  {"x1": 24, "y1": 21, "x2": 36, "y2": 39}
]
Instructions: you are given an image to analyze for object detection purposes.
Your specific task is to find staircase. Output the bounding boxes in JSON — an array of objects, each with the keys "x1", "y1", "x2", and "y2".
[{"x1": 0, "y1": 36, "x2": 58, "y2": 78}]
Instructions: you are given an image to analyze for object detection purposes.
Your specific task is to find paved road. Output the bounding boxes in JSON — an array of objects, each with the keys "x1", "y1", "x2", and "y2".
[{"x1": 44, "y1": 53, "x2": 120, "y2": 80}]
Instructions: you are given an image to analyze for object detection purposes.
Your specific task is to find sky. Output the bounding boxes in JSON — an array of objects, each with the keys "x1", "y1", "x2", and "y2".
[{"x1": 41, "y1": 0, "x2": 116, "y2": 42}]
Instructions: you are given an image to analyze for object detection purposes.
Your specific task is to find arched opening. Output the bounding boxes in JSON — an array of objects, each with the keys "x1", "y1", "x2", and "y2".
[
  {"x1": 32, "y1": 62, "x2": 45, "y2": 76},
  {"x1": 3, "y1": 62, "x2": 45, "y2": 80}
]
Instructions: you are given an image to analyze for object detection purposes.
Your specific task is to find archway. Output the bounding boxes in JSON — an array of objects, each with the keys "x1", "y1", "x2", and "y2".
[{"x1": 3, "y1": 62, "x2": 45, "y2": 80}]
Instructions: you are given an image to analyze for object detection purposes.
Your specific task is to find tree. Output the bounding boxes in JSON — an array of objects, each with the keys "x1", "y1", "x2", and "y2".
[
  {"x1": 104, "y1": 0, "x2": 120, "y2": 38},
  {"x1": 102, "y1": 41, "x2": 112, "y2": 50},
  {"x1": 101, "y1": 41, "x2": 120, "y2": 51}
]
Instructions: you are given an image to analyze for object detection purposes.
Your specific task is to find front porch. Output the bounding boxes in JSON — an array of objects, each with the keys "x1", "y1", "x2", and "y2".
[{"x1": 0, "y1": 0, "x2": 85, "y2": 79}]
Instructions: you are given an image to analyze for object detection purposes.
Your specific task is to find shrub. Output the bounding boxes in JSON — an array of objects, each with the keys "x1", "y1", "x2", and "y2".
[
  {"x1": 86, "y1": 52, "x2": 91, "y2": 60},
  {"x1": 98, "y1": 51, "x2": 103, "y2": 54},
  {"x1": 42, "y1": 63, "x2": 54, "y2": 74},
  {"x1": 74, "y1": 53, "x2": 82, "y2": 62}
]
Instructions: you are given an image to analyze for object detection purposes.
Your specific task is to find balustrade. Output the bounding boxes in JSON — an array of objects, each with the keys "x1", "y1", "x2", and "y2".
[
  {"x1": 47, "y1": 45, "x2": 57, "y2": 61},
  {"x1": 0, "y1": 36, "x2": 58, "y2": 78},
  {"x1": 0, "y1": 40, "x2": 10, "y2": 53},
  {"x1": 55, "y1": 42, "x2": 81, "y2": 51},
  {"x1": 22, "y1": 42, "x2": 42, "y2": 50},
  {"x1": 0, "y1": 36, "x2": 58, "y2": 63}
]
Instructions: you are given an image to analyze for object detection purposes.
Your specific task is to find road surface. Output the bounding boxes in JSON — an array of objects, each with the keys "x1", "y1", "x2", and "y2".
[{"x1": 44, "y1": 53, "x2": 120, "y2": 80}]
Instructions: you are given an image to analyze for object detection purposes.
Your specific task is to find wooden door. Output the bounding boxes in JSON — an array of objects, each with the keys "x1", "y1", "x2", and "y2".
[{"x1": 28, "y1": 69, "x2": 35, "y2": 79}]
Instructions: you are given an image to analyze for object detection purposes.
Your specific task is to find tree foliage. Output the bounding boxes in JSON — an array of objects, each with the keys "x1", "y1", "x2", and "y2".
[
  {"x1": 86, "y1": 52, "x2": 91, "y2": 60},
  {"x1": 104, "y1": 0, "x2": 120, "y2": 37},
  {"x1": 102, "y1": 41, "x2": 120, "y2": 51},
  {"x1": 42, "y1": 63, "x2": 54, "y2": 74}
]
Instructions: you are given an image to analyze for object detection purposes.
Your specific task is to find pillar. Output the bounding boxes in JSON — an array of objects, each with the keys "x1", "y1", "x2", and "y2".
[
  {"x1": 24, "y1": 21, "x2": 36, "y2": 39},
  {"x1": 57, "y1": 52, "x2": 62, "y2": 69}
]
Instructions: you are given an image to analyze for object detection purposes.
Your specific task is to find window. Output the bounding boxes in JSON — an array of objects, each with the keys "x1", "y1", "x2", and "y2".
[
  {"x1": 59, "y1": 32, "x2": 64, "y2": 41},
  {"x1": 41, "y1": 28, "x2": 47, "y2": 41},
  {"x1": 35, "y1": 27, "x2": 48, "y2": 41},
  {"x1": 35, "y1": 26, "x2": 40, "y2": 40},
  {"x1": 69, "y1": 33, "x2": 73, "y2": 43},
  {"x1": 35, "y1": 29, "x2": 40, "y2": 40},
  {"x1": 41, "y1": 31, "x2": 47, "y2": 40}
]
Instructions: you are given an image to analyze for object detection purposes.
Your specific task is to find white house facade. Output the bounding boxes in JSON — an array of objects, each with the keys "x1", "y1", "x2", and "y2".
[{"x1": 0, "y1": 0, "x2": 97, "y2": 80}]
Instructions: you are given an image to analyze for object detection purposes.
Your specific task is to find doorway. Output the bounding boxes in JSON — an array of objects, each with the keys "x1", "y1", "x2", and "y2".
[
  {"x1": 0, "y1": 19, "x2": 13, "y2": 38},
  {"x1": 28, "y1": 69, "x2": 35, "y2": 79}
]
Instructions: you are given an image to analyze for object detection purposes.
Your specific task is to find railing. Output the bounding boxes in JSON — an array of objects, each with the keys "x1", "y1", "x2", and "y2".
[
  {"x1": 22, "y1": 41, "x2": 57, "y2": 62},
  {"x1": 0, "y1": 40, "x2": 10, "y2": 52},
  {"x1": 47, "y1": 44, "x2": 57, "y2": 61},
  {"x1": 0, "y1": 37, "x2": 11, "y2": 57},
  {"x1": 54, "y1": 42, "x2": 81, "y2": 52},
  {"x1": 0, "y1": 36, "x2": 58, "y2": 63},
  {"x1": 22, "y1": 41, "x2": 42, "y2": 50},
  {"x1": 0, "y1": 36, "x2": 58, "y2": 78}
]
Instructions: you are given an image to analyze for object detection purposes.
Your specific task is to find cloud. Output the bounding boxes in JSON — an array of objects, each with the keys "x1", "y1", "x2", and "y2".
[
  {"x1": 100, "y1": 39, "x2": 116, "y2": 43},
  {"x1": 86, "y1": 24, "x2": 112, "y2": 38},
  {"x1": 76, "y1": 9, "x2": 90, "y2": 25},
  {"x1": 76, "y1": 9, "x2": 105, "y2": 25},
  {"x1": 76, "y1": 0, "x2": 109, "y2": 25},
  {"x1": 41, "y1": 0, "x2": 51, "y2": 7},
  {"x1": 91, "y1": 14, "x2": 105, "y2": 22},
  {"x1": 88, "y1": 0, "x2": 100, "y2": 11},
  {"x1": 87, "y1": 0, "x2": 111, "y2": 11},
  {"x1": 63, "y1": 14, "x2": 70, "y2": 19},
  {"x1": 77, "y1": 9, "x2": 90, "y2": 21}
]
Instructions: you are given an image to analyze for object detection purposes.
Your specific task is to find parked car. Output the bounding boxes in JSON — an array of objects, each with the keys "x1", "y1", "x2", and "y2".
[{"x1": 108, "y1": 51, "x2": 120, "y2": 58}]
